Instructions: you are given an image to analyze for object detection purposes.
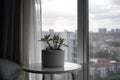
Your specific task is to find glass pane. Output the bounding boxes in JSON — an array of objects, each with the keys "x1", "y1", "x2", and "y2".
[
  {"x1": 89, "y1": 0, "x2": 120, "y2": 80},
  {"x1": 41, "y1": 0, "x2": 78, "y2": 80}
]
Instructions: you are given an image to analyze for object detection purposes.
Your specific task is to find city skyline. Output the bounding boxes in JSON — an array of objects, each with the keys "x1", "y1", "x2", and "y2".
[{"x1": 42, "y1": 28, "x2": 120, "y2": 33}]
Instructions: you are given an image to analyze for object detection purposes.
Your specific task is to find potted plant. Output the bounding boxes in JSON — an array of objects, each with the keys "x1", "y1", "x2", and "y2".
[{"x1": 39, "y1": 34, "x2": 68, "y2": 68}]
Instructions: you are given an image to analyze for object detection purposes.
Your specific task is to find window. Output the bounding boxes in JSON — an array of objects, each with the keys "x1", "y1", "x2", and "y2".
[
  {"x1": 41, "y1": 0, "x2": 78, "y2": 80},
  {"x1": 89, "y1": 0, "x2": 120, "y2": 80}
]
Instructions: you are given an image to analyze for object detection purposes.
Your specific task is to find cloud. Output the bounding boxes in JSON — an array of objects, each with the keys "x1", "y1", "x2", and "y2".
[
  {"x1": 42, "y1": 0, "x2": 77, "y2": 31},
  {"x1": 111, "y1": 0, "x2": 120, "y2": 6},
  {"x1": 89, "y1": 0, "x2": 120, "y2": 32},
  {"x1": 42, "y1": 12, "x2": 76, "y2": 25}
]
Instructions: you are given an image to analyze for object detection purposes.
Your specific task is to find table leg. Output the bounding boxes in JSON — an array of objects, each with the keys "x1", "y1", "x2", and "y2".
[
  {"x1": 42, "y1": 74, "x2": 54, "y2": 80},
  {"x1": 43, "y1": 74, "x2": 45, "y2": 80},
  {"x1": 50, "y1": 74, "x2": 54, "y2": 80},
  {"x1": 71, "y1": 73, "x2": 75, "y2": 80}
]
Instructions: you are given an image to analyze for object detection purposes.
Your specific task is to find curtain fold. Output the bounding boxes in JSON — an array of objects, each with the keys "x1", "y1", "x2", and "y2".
[
  {"x1": 0, "y1": 0, "x2": 21, "y2": 64},
  {"x1": 0, "y1": 0, "x2": 42, "y2": 80},
  {"x1": 21, "y1": 0, "x2": 42, "y2": 80},
  {"x1": 0, "y1": 0, "x2": 4, "y2": 56}
]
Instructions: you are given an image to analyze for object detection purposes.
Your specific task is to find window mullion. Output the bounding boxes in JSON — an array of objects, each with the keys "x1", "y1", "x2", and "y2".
[{"x1": 78, "y1": 0, "x2": 89, "y2": 80}]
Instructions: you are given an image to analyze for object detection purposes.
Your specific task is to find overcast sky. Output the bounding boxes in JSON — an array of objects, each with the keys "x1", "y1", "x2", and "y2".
[
  {"x1": 89, "y1": 0, "x2": 120, "y2": 32},
  {"x1": 41, "y1": 0, "x2": 120, "y2": 32}
]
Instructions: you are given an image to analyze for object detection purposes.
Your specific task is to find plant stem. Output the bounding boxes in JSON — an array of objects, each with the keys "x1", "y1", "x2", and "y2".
[
  {"x1": 53, "y1": 40, "x2": 57, "y2": 49},
  {"x1": 47, "y1": 41, "x2": 53, "y2": 49},
  {"x1": 57, "y1": 44, "x2": 61, "y2": 50}
]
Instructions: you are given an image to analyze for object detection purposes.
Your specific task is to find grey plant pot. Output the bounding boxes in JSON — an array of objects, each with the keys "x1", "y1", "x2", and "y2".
[{"x1": 42, "y1": 50, "x2": 64, "y2": 68}]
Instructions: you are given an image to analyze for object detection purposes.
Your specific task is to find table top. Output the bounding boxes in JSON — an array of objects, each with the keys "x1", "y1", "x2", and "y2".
[{"x1": 23, "y1": 62, "x2": 81, "y2": 74}]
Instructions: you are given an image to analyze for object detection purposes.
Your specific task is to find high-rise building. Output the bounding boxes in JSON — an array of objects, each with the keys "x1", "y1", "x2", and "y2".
[
  {"x1": 99, "y1": 28, "x2": 107, "y2": 34},
  {"x1": 115, "y1": 29, "x2": 120, "y2": 33},
  {"x1": 111, "y1": 29, "x2": 115, "y2": 33},
  {"x1": 42, "y1": 29, "x2": 78, "y2": 63}
]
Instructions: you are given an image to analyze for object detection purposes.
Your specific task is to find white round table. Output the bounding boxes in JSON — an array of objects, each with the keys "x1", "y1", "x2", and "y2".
[{"x1": 23, "y1": 62, "x2": 81, "y2": 80}]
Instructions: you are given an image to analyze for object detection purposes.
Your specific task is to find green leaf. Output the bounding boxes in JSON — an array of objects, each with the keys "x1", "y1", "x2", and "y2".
[{"x1": 40, "y1": 34, "x2": 68, "y2": 50}]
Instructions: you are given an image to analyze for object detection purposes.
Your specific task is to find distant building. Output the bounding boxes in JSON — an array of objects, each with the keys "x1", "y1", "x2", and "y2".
[
  {"x1": 89, "y1": 59, "x2": 117, "y2": 79},
  {"x1": 111, "y1": 29, "x2": 115, "y2": 33},
  {"x1": 99, "y1": 28, "x2": 107, "y2": 34},
  {"x1": 42, "y1": 29, "x2": 78, "y2": 63},
  {"x1": 115, "y1": 29, "x2": 120, "y2": 33}
]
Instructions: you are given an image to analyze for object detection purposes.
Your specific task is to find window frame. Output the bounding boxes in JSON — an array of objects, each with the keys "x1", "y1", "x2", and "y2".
[
  {"x1": 78, "y1": 0, "x2": 89, "y2": 80},
  {"x1": 30, "y1": 0, "x2": 89, "y2": 80},
  {"x1": 39, "y1": 0, "x2": 89, "y2": 80}
]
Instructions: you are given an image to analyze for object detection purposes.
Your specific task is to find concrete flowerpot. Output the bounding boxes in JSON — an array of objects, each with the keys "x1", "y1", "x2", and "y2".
[{"x1": 42, "y1": 50, "x2": 64, "y2": 68}]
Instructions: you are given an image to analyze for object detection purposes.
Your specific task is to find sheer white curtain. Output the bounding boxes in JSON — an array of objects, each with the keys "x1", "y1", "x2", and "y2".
[{"x1": 21, "y1": 0, "x2": 42, "y2": 80}]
